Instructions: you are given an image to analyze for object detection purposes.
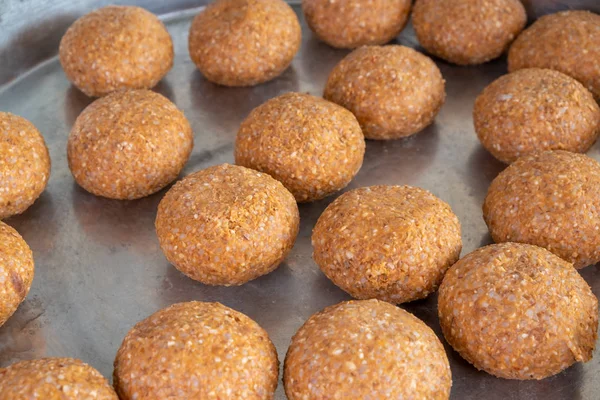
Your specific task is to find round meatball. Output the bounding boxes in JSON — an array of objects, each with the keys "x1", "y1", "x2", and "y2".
[
  {"x1": 189, "y1": 0, "x2": 301, "y2": 87},
  {"x1": 0, "y1": 358, "x2": 117, "y2": 399},
  {"x1": 324, "y1": 45, "x2": 445, "y2": 140},
  {"x1": 114, "y1": 301, "x2": 279, "y2": 399},
  {"x1": 413, "y1": 0, "x2": 526, "y2": 65},
  {"x1": 59, "y1": 6, "x2": 173, "y2": 97},
  {"x1": 0, "y1": 112, "x2": 50, "y2": 219},
  {"x1": 439, "y1": 243, "x2": 598, "y2": 379},
  {"x1": 0, "y1": 221, "x2": 34, "y2": 327},
  {"x1": 156, "y1": 164, "x2": 299, "y2": 285},
  {"x1": 508, "y1": 11, "x2": 600, "y2": 100},
  {"x1": 483, "y1": 150, "x2": 600, "y2": 269},
  {"x1": 474, "y1": 68, "x2": 600, "y2": 163},
  {"x1": 312, "y1": 185, "x2": 462, "y2": 304},
  {"x1": 284, "y1": 299, "x2": 451, "y2": 400},
  {"x1": 67, "y1": 90, "x2": 193, "y2": 200},
  {"x1": 302, "y1": 0, "x2": 411, "y2": 49},
  {"x1": 235, "y1": 93, "x2": 365, "y2": 202}
]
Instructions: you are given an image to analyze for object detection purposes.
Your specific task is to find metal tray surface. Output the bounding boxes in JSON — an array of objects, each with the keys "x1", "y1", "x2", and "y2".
[{"x1": 0, "y1": 3, "x2": 599, "y2": 400}]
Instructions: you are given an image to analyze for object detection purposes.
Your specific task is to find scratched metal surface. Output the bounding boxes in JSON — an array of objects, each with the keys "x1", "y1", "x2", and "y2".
[{"x1": 0, "y1": 1, "x2": 599, "y2": 399}]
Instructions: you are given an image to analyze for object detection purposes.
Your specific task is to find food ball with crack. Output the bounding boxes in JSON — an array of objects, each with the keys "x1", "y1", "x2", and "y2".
[
  {"x1": 312, "y1": 185, "x2": 462, "y2": 304},
  {"x1": 324, "y1": 45, "x2": 445, "y2": 140},
  {"x1": 114, "y1": 301, "x2": 279, "y2": 399},
  {"x1": 439, "y1": 243, "x2": 598, "y2": 379},
  {"x1": 235, "y1": 92, "x2": 365, "y2": 202},
  {"x1": 284, "y1": 299, "x2": 451, "y2": 399},
  {"x1": 59, "y1": 5, "x2": 173, "y2": 97}
]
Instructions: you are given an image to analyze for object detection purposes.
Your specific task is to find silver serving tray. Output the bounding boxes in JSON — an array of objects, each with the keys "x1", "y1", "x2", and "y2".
[{"x1": 0, "y1": 1, "x2": 598, "y2": 399}]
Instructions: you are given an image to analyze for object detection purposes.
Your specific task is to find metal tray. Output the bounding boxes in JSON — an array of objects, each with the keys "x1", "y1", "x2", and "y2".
[{"x1": 0, "y1": 2, "x2": 599, "y2": 399}]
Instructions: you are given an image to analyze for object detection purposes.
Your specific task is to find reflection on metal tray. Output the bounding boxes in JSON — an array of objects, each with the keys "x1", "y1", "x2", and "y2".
[{"x1": 0, "y1": 1, "x2": 599, "y2": 399}]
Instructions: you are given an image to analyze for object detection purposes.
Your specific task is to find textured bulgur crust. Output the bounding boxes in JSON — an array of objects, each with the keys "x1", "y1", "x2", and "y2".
[
  {"x1": 483, "y1": 150, "x2": 600, "y2": 269},
  {"x1": 156, "y1": 164, "x2": 299, "y2": 285},
  {"x1": 0, "y1": 221, "x2": 34, "y2": 327},
  {"x1": 59, "y1": 6, "x2": 173, "y2": 97},
  {"x1": 508, "y1": 11, "x2": 600, "y2": 100},
  {"x1": 474, "y1": 68, "x2": 600, "y2": 163},
  {"x1": 67, "y1": 89, "x2": 193, "y2": 200},
  {"x1": 439, "y1": 243, "x2": 598, "y2": 379},
  {"x1": 312, "y1": 185, "x2": 462, "y2": 304},
  {"x1": 0, "y1": 112, "x2": 51, "y2": 219},
  {"x1": 114, "y1": 301, "x2": 279, "y2": 400},
  {"x1": 189, "y1": 0, "x2": 301, "y2": 87},
  {"x1": 324, "y1": 45, "x2": 445, "y2": 140},
  {"x1": 413, "y1": 0, "x2": 526, "y2": 65},
  {"x1": 0, "y1": 358, "x2": 117, "y2": 399},
  {"x1": 302, "y1": 0, "x2": 411, "y2": 49},
  {"x1": 235, "y1": 92, "x2": 365, "y2": 202},
  {"x1": 284, "y1": 299, "x2": 451, "y2": 399}
]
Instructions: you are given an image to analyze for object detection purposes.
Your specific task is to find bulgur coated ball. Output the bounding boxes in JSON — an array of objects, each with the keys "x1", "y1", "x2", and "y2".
[
  {"x1": 412, "y1": 0, "x2": 526, "y2": 65},
  {"x1": 67, "y1": 89, "x2": 193, "y2": 200},
  {"x1": 508, "y1": 11, "x2": 600, "y2": 100},
  {"x1": 189, "y1": 0, "x2": 301, "y2": 87},
  {"x1": 483, "y1": 150, "x2": 600, "y2": 269},
  {"x1": 474, "y1": 68, "x2": 600, "y2": 164},
  {"x1": 0, "y1": 221, "x2": 34, "y2": 327},
  {"x1": 302, "y1": 0, "x2": 411, "y2": 49},
  {"x1": 156, "y1": 164, "x2": 299, "y2": 285},
  {"x1": 0, "y1": 358, "x2": 117, "y2": 399},
  {"x1": 324, "y1": 45, "x2": 445, "y2": 140},
  {"x1": 312, "y1": 185, "x2": 462, "y2": 304},
  {"x1": 439, "y1": 243, "x2": 598, "y2": 379},
  {"x1": 114, "y1": 301, "x2": 279, "y2": 399},
  {"x1": 59, "y1": 6, "x2": 173, "y2": 97},
  {"x1": 284, "y1": 299, "x2": 452, "y2": 399},
  {"x1": 0, "y1": 112, "x2": 51, "y2": 219},
  {"x1": 235, "y1": 92, "x2": 365, "y2": 202}
]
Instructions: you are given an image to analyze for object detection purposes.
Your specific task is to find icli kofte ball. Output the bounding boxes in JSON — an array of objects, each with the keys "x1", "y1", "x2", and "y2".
[
  {"x1": 235, "y1": 92, "x2": 365, "y2": 202},
  {"x1": 439, "y1": 243, "x2": 598, "y2": 379},
  {"x1": 474, "y1": 68, "x2": 600, "y2": 163},
  {"x1": 189, "y1": 0, "x2": 301, "y2": 87},
  {"x1": 284, "y1": 299, "x2": 452, "y2": 400},
  {"x1": 0, "y1": 112, "x2": 51, "y2": 219},
  {"x1": 59, "y1": 6, "x2": 173, "y2": 97},
  {"x1": 0, "y1": 358, "x2": 118, "y2": 400},
  {"x1": 483, "y1": 150, "x2": 600, "y2": 269},
  {"x1": 67, "y1": 89, "x2": 193, "y2": 200},
  {"x1": 324, "y1": 45, "x2": 445, "y2": 140},
  {"x1": 412, "y1": 0, "x2": 526, "y2": 65},
  {"x1": 312, "y1": 185, "x2": 462, "y2": 304},
  {"x1": 302, "y1": 0, "x2": 412, "y2": 49},
  {"x1": 156, "y1": 164, "x2": 299, "y2": 285},
  {"x1": 114, "y1": 301, "x2": 279, "y2": 399}
]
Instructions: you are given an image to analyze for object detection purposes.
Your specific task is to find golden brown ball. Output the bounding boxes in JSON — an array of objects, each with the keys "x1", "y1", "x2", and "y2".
[
  {"x1": 156, "y1": 164, "x2": 299, "y2": 285},
  {"x1": 235, "y1": 92, "x2": 365, "y2": 202},
  {"x1": 439, "y1": 243, "x2": 598, "y2": 379},
  {"x1": 67, "y1": 90, "x2": 193, "y2": 200},
  {"x1": 59, "y1": 6, "x2": 173, "y2": 97},
  {"x1": 324, "y1": 45, "x2": 445, "y2": 140},
  {"x1": 114, "y1": 301, "x2": 279, "y2": 399},
  {"x1": 413, "y1": 0, "x2": 526, "y2": 65},
  {"x1": 0, "y1": 221, "x2": 34, "y2": 327},
  {"x1": 474, "y1": 68, "x2": 600, "y2": 163},
  {"x1": 189, "y1": 0, "x2": 301, "y2": 86},
  {"x1": 483, "y1": 150, "x2": 600, "y2": 269},
  {"x1": 284, "y1": 299, "x2": 452, "y2": 400},
  {"x1": 508, "y1": 11, "x2": 600, "y2": 100},
  {"x1": 312, "y1": 185, "x2": 462, "y2": 304},
  {"x1": 0, "y1": 358, "x2": 117, "y2": 399},
  {"x1": 302, "y1": 0, "x2": 411, "y2": 49},
  {"x1": 0, "y1": 112, "x2": 51, "y2": 219}
]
